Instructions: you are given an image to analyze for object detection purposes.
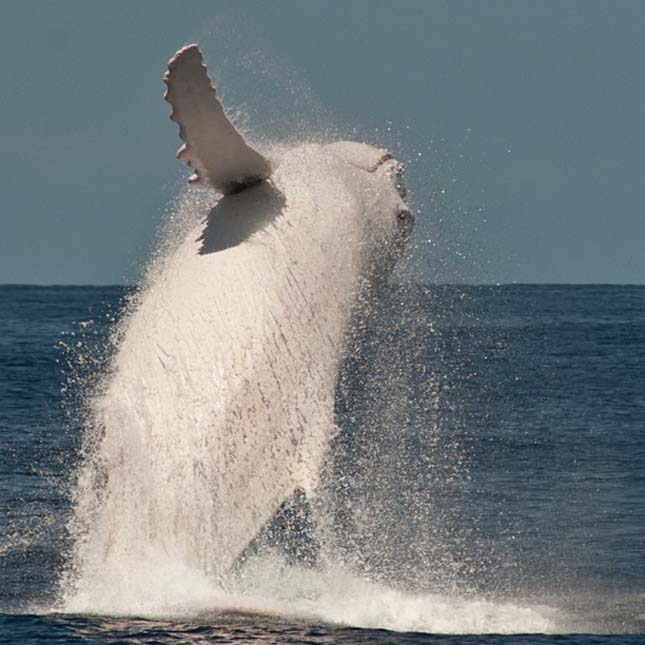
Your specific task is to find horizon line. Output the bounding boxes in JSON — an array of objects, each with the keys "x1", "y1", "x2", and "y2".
[{"x1": 1, "y1": 281, "x2": 644, "y2": 288}]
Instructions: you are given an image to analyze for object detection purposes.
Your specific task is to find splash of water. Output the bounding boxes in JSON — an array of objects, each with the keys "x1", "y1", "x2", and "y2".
[
  {"x1": 57, "y1": 141, "x2": 561, "y2": 634},
  {"x1": 63, "y1": 551, "x2": 560, "y2": 634}
]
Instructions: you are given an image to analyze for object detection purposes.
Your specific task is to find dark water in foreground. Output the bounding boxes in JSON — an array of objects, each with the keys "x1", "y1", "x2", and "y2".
[{"x1": 0, "y1": 284, "x2": 643, "y2": 643}]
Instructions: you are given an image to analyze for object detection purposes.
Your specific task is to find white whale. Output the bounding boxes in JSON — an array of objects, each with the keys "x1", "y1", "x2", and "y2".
[{"x1": 64, "y1": 44, "x2": 412, "y2": 612}]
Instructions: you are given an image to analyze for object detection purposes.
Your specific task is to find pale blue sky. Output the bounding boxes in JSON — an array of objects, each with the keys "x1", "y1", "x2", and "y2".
[{"x1": 1, "y1": 1, "x2": 643, "y2": 284}]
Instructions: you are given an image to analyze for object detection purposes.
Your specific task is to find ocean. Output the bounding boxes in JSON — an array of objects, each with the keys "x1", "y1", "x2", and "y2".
[{"x1": 1, "y1": 283, "x2": 643, "y2": 643}]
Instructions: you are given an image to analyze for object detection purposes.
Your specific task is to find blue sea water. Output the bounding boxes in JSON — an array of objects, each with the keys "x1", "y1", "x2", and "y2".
[{"x1": 0, "y1": 284, "x2": 643, "y2": 643}]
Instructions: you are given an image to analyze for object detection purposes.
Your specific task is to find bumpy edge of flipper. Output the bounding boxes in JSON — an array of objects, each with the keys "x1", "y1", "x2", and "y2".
[{"x1": 163, "y1": 44, "x2": 272, "y2": 194}]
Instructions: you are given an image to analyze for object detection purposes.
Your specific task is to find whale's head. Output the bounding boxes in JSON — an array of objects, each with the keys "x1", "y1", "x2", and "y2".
[{"x1": 325, "y1": 140, "x2": 414, "y2": 254}]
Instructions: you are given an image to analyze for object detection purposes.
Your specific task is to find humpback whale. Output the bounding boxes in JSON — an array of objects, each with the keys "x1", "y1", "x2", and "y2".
[{"x1": 64, "y1": 44, "x2": 412, "y2": 610}]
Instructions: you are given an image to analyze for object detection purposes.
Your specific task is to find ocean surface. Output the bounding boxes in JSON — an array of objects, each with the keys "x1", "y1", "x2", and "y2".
[{"x1": 1, "y1": 283, "x2": 643, "y2": 643}]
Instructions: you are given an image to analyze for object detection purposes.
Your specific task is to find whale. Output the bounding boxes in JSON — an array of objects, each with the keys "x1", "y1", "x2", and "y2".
[{"x1": 63, "y1": 44, "x2": 413, "y2": 610}]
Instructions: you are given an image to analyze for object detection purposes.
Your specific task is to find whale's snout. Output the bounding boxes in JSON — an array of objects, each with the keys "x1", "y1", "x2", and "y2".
[
  {"x1": 377, "y1": 158, "x2": 413, "y2": 232},
  {"x1": 392, "y1": 161, "x2": 407, "y2": 199}
]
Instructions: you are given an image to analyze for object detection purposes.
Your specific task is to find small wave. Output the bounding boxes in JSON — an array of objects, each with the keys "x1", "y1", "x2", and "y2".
[
  {"x1": 59, "y1": 554, "x2": 560, "y2": 634},
  {"x1": 226, "y1": 558, "x2": 560, "y2": 635}
]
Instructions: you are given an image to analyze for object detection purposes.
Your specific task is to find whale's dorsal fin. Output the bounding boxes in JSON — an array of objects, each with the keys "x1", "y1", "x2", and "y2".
[{"x1": 164, "y1": 44, "x2": 272, "y2": 194}]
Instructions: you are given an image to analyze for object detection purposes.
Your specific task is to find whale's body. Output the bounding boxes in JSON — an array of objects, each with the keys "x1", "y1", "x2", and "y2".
[{"x1": 63, "y1": 46, "x2": 411, "y2": 611}]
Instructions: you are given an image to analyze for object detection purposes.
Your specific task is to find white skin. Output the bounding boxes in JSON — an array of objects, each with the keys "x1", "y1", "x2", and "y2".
[{"x1": 62, "y1": 45, "x2": 412, "y2": 613}]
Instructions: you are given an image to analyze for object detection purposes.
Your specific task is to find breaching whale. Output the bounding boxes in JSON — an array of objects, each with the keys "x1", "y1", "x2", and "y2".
[{"x1": 63, "y1": 44, "x2": 412, "y2": 610}]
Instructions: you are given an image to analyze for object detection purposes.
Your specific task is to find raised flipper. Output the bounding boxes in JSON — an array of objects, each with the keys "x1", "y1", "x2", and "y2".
[{"x1": 164, "y1": 44, "x2": 272, "y2": 194}]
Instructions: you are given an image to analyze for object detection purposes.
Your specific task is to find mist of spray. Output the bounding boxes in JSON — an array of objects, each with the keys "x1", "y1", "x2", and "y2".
[{"x1": 57, "y1": 141, "x2": 562, "y2": 633}]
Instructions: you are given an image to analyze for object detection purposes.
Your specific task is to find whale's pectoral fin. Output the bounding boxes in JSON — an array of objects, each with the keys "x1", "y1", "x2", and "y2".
[{"x1": 164, "y1": 44, "x2": 272, "y2": 194}]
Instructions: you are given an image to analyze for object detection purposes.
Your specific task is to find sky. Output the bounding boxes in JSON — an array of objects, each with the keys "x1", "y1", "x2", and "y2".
[{"x1": 1, "y1": 0, "x2": 643, "y2": 284}]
